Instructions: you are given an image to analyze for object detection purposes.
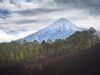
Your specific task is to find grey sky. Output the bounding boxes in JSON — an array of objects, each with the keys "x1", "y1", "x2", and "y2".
[
  {"x1": 55, "y1": 0, "x2": 100, "y2": 15},
  {"x1": 0, "y1": 0, "x2": 100, "y2": 42}
]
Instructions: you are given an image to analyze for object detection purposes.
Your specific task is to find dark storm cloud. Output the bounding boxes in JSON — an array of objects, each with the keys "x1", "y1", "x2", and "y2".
[
  {"x1": 15, "y1": 8, "x2": 61, "y2": 16},
  {"x1": 54, "y1": 0, "x2": 100, "y2": 15},
  {"x1": 55, "y1": 0, "x2": 100, "y2": 7},
  {"x1": 0, "y1": 9, "x2": 11, "y2": 18},
  {"x1": 0, "y1": 0, "x2": 3, "y2": 2}
]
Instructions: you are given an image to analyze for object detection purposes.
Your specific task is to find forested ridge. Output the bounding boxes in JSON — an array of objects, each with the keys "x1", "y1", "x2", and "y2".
[
  {"x1": 0, "y1": 27, "x2": 100, "y2": 75},
  {"x1": 0, "y1": 27, "x2": 99, "y2": 64}
]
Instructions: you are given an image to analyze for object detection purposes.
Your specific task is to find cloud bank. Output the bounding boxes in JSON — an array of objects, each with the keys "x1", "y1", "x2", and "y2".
[{"x1": 0, "y1": 0, "x2": 100, "y2": 42}]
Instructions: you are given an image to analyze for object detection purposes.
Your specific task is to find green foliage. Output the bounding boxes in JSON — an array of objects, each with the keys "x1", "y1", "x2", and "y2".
[{"x1": 0, "y1": 28, "x2": 99, "y2": 64}]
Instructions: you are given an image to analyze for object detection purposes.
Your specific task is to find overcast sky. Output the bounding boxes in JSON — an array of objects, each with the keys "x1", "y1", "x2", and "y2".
[{"x1": 0, "y1": 0, "x2": 100, "y2": 42}]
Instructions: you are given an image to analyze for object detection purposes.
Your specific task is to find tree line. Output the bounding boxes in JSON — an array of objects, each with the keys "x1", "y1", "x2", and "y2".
[{"x1": 0, "y1": 27, "x2": 99, "y2": 64}]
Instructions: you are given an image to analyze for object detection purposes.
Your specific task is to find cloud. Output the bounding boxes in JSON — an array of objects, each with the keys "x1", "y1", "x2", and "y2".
[
  {"x1": 55, "y1": 0, "x2": 100, "y2": 7},
  {"x1": 0, "y1": 30, "x2": 15, "y2": 42},
  {"x1": 15, "y1": 8, "x2": 61, "y2": 16},
  {"x1": 54, "y1": 0, "x2": 100, "y2": 15},
  {"x1": 16, "y1": 19, "x2": 39, "y2": 24},
  {"x1": 0, "y1": 0, "x2": 100, "y2": 42},
  {"x1": 0, "y1": 29, "x2": 37, "y2": 42},
  {"x1": 0, "y1": 9, "x2": 11, "y2": 18}
]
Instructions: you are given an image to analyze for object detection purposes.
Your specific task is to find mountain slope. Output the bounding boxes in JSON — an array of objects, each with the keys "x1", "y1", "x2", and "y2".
[{"x1": 18, "y1": 18, "x2": 85, "y2": 42}]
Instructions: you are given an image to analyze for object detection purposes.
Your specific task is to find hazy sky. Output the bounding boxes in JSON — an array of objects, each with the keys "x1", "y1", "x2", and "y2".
[{"x1": 0, "y1": 0, "x2": 100, "y2": 42}]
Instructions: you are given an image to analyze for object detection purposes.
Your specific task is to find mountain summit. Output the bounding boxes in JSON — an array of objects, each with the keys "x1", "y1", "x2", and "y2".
[{"x1": 18, "y1": 18, "x2": 85, "y2": 42}]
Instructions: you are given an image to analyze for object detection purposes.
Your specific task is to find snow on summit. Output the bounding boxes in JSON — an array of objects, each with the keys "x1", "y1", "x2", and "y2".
[{"x1": 17, "y1": 18, "x2": 85, "y2": 42}]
